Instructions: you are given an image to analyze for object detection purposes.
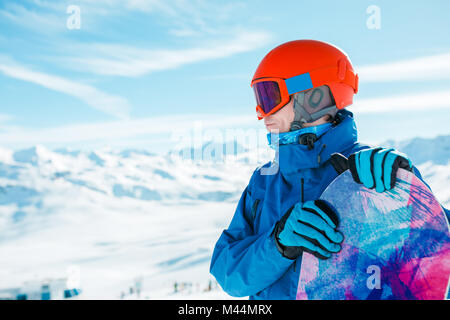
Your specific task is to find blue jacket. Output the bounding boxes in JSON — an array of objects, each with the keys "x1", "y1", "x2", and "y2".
[{"x1": 210, "y1": 110, "x2": 449, "y2": 300}]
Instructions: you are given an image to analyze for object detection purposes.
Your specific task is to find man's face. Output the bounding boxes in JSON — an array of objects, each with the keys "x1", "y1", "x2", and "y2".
[
  {"x1": 263, "y1": 98, "x2": 295, "y2": 133},
  {"x1": 264, "y1": 97, "x2": 330, "y2": 133}
]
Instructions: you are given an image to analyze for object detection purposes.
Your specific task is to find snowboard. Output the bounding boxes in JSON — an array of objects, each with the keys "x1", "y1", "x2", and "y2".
[{"x1": 297, "y1": 167, "x2": 450, "y2": 300}]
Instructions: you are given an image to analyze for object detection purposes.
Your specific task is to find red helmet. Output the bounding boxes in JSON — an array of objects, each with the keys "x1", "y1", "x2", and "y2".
[{"x1": 251, "y1": 40, "x2": 359, "y2": 119}]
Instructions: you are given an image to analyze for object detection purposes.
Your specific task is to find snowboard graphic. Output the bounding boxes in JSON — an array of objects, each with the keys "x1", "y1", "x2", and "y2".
[{"x1": 297, "y1": 168, "x2": 450, "y2": 300}]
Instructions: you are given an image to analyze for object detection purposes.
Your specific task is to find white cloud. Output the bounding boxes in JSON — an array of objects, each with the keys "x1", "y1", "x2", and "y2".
[
  {"x1": 0, "y1": 113, "x2": 256, "y2": 147},
  {"x1": 61, "y1": 30, "x2": 272, "y2": 77},
  {"x1": 29, "y1": 0, "x2": 246, "y2": 37},
  {"x1": 0, "y1": 2, "x2": 67, "y2": 34},
  {"x1": 351, "y1": 90, "x2": 450, "y2": 113},
  {"x1": 358, "y1": 53, "x2": 450, "y2": 82},
  {"x1": 0, "y1": 114, "x2": 13, "y2": 123},
  {"x1": 3, "y1": 1, "x2": 270, "y2": 78},
  {"x1": 0, "y1": 57, "x2": 131, "y2": 119}
]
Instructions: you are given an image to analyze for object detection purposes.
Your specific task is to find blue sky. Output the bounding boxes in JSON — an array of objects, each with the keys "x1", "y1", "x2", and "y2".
[{"x1": 0, "y1": 0, "x2": 450, "y2": 153}]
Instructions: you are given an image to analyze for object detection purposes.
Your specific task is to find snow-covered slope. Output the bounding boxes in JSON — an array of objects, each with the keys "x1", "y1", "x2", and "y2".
[
  {"x1": 0, "y1": 144, "x2": 273, "y2": 299},
  {"x1": 0, "y1": 135, "x2": 448, "y2": 299}
]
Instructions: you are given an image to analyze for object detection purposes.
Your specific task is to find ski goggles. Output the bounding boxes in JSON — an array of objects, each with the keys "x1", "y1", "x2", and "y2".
[{"x1": 251, "y1": 66, "x2": 358, "y2": 120}]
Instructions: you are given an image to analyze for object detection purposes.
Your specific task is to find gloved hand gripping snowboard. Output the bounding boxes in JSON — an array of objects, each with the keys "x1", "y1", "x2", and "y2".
[
  {"x1": 330, "y1": 148, "x2": 413, "y2": 193},
  {"x1": 274, "y1": 200, "x2": 344, "y2": 260}
]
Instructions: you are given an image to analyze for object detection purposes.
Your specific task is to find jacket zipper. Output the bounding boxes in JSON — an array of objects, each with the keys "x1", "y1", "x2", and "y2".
[
  {"x1": 301, "y1": 178, "x2": 305, "y2": 203},
  {"x1": 294, "y1": 178, "x2": 305, "y2": 273},
  {"x1": 317, "y1": 144, "x2": 327, "y2": 164}
]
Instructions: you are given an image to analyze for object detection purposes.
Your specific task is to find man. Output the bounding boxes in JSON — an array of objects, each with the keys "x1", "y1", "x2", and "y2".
[{"x1": 209, "y1": 40, "x2": 449, "y2": 299}]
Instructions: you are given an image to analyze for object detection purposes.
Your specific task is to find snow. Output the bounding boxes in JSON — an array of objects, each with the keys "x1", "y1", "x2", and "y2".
[
  {"x1": 416, "y1": 161, "x2": 450, "y2": 207},
  {"x1": 383, "y1": 135, "x2": 450, "y2": 166},
  {"x1": 0, "y1": 143, "x2": 272, "y2": 299},
  {"x1": 0, "y1": 136, "x2": 448, "y2": 299}
]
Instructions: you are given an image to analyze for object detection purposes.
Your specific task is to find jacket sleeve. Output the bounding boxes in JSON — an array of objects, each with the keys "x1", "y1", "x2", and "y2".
[{"x1": 209, "y1": 182, "x2": 294, "y2": 297}]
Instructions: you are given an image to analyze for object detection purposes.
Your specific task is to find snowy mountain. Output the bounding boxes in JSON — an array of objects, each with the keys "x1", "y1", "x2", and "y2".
[
  {"x1": 0, "y1": 136, "x2": 448, "y2": 299},
  {"x1": 383, "y1": 135, "x2": 450, "y2": 166},
  {"x1": 382, "y1": 135, "x2": 450, "y2": 207},
  {"x1": 0, "y1": 143, "x2": 272, "y2": 299}
]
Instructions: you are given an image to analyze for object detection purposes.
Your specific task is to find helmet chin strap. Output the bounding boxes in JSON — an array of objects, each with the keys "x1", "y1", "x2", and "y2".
[{"x1": 289, "y1": 85, "x2": 338, "y2": 131}]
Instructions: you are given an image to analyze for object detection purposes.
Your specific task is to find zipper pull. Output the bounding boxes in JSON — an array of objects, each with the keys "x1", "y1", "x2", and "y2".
[
  {"x1": 317, "y1": 144, "x2": 326, "y2": 164},
  {"x1": 301, "y1": 178, "x2": 304, "y2": 203}
]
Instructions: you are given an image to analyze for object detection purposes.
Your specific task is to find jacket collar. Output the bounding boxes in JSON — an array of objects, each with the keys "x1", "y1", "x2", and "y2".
[{"x1": 275, "y1": 110, "x2": 358, "y2": 176}]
